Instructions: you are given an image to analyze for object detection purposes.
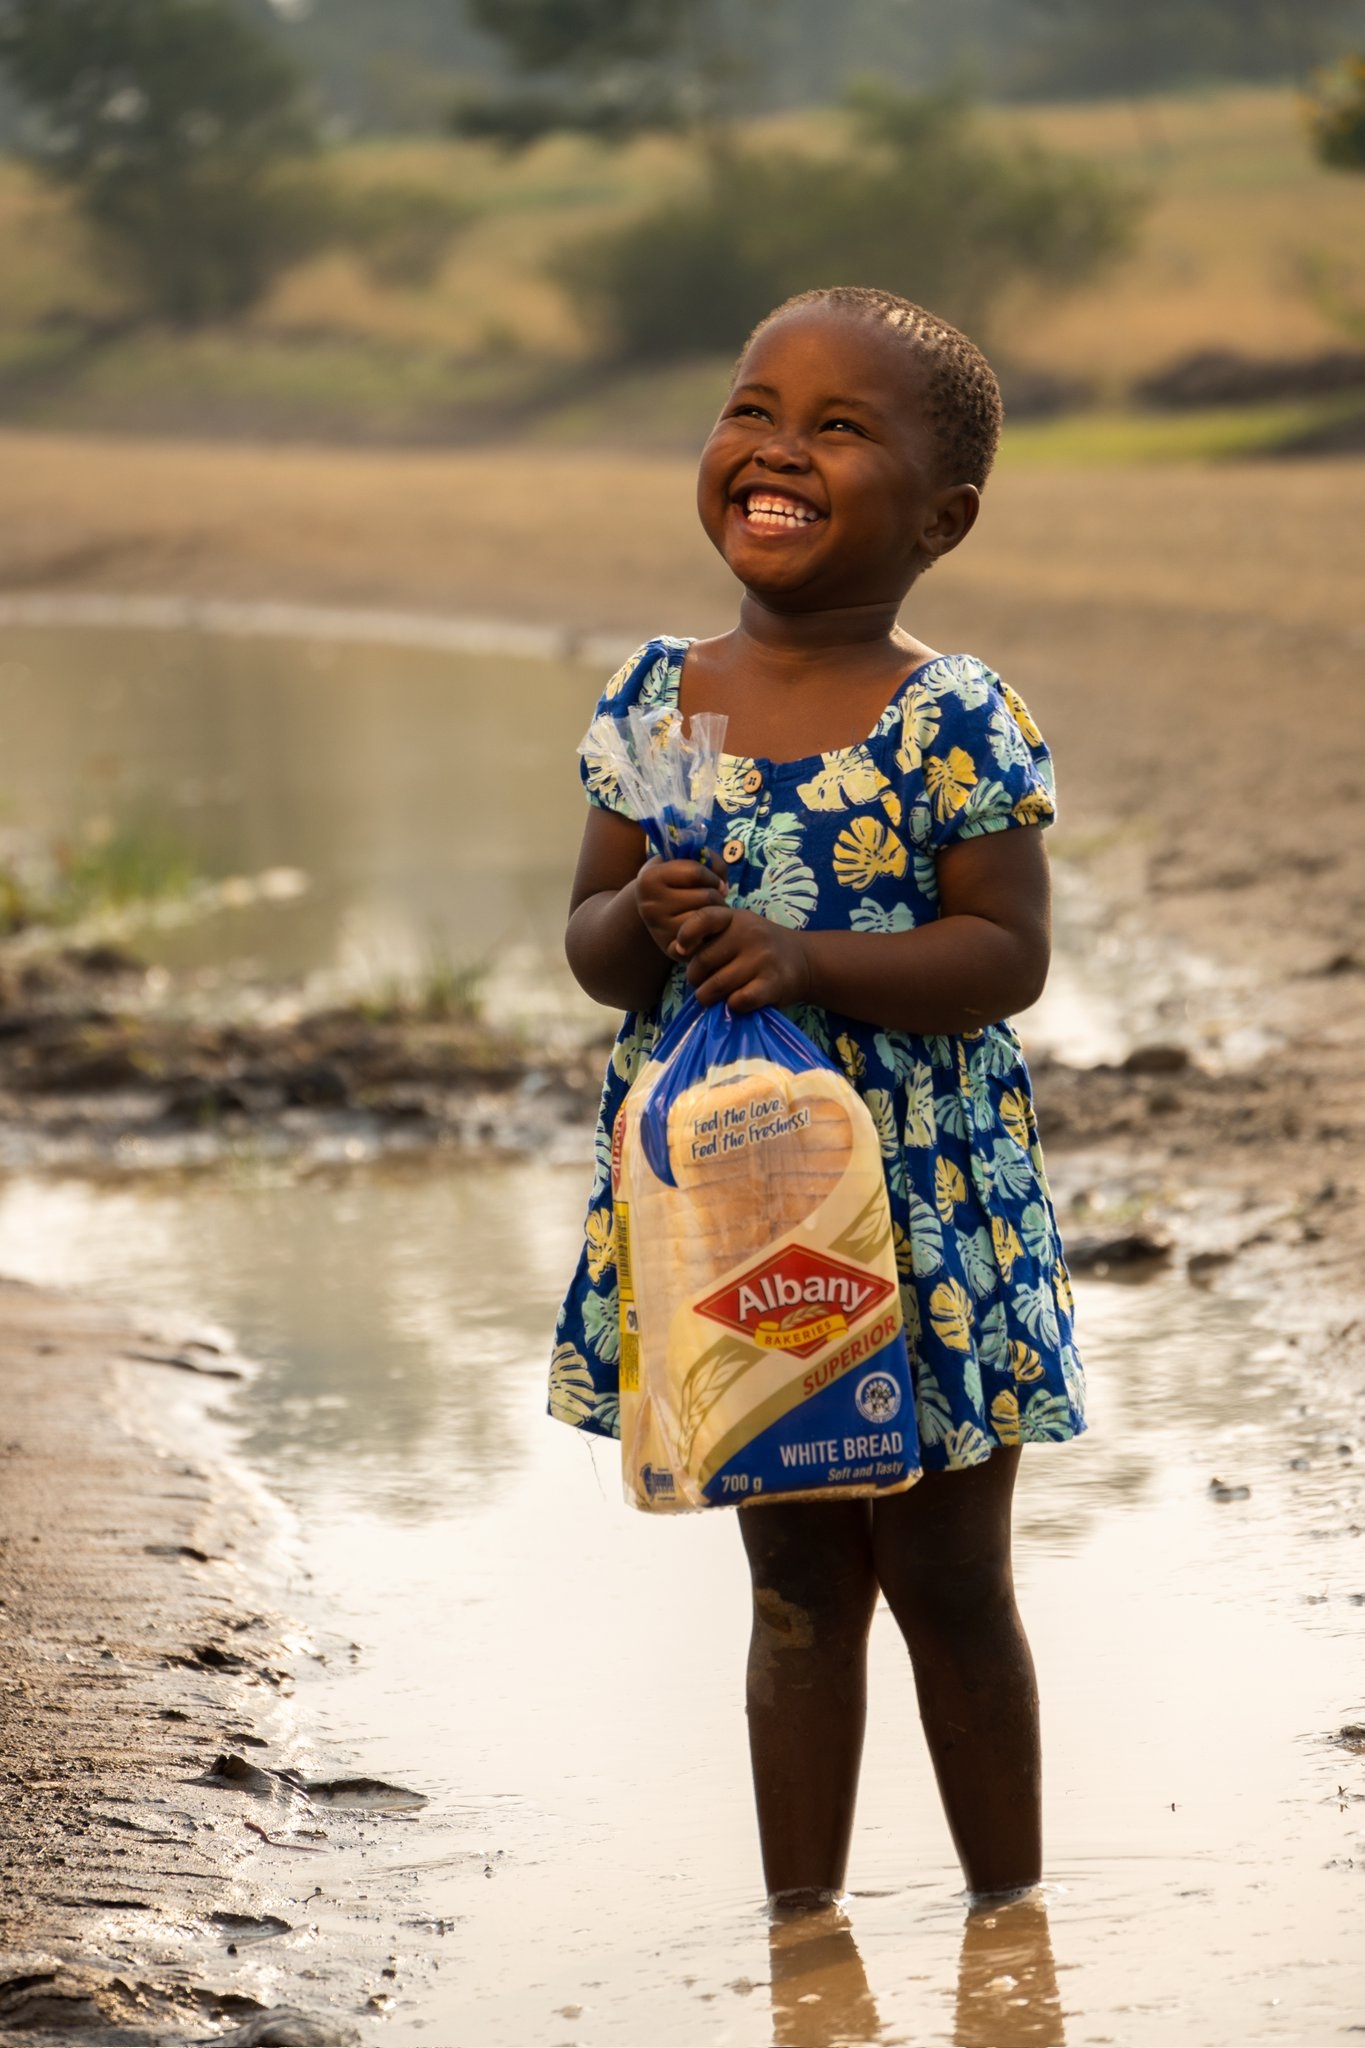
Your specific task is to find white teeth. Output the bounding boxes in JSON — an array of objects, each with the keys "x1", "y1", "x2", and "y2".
[{"x1": 743, "y1": 493, "x2": 819, "y2": 529}]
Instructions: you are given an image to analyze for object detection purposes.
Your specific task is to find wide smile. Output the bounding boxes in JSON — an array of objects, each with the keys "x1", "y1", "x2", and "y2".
[{"x1": 732, "y1": 487, "x2": 827, "y2": 535}]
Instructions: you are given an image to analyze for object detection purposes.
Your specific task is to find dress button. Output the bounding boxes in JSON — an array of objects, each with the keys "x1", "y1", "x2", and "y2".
[
  {"x1": 722, "y1": 837, "x2": 745, "y2": 867},
  {"x1": 741, "y1": 767, "x2": 763, "y2": 796}
]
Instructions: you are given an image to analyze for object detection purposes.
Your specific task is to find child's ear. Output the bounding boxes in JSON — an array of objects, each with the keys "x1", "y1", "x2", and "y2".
[{"x1": 921, "y1": 484, "x2": 981, "y2": 564}]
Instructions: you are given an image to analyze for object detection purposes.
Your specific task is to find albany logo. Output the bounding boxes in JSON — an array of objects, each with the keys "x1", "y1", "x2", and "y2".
[{"x1": 696, "y1": 1245, "x2": 895, "y2": 1360}]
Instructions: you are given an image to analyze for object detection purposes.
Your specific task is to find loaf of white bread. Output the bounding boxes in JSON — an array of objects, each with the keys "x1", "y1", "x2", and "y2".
[{"x1": 613, "y1": 1025, "x2": 919, "y2": 1511}]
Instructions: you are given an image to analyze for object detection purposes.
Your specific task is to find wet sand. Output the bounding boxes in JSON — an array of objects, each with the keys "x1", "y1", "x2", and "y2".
[{"x1": 0, "y1": 1278, "x2": 415, "y2": 2045}]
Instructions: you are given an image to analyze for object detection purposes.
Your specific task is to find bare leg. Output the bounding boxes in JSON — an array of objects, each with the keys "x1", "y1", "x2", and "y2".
[
  {"x1": 872, "y1": 1449, "x2": 1041, "y2": 1895},
  {"x1": 738, "y1": 1499, "x2": 879, "y2": 1900}
]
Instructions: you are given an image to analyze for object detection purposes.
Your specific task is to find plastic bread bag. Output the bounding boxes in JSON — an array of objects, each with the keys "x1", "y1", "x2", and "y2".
[
  {"x1": 578, "y1": 706, "x2": 729, "y2": 861},
  {"x1": 613, "y1": 996, "x2": 921, "y2": 1512}
]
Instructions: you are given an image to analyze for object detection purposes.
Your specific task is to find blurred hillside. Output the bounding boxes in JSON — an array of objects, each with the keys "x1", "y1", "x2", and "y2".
[{"x1": 0, "y1": 83, "x2": 1362, "y2": 452}]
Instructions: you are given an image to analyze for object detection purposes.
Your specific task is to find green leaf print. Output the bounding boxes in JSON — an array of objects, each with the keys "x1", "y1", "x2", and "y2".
[
  {"x1": 988, "y1": 708, "x2": 1034, "y2": 772},
  {"x1": 937, "y1": 658, "x2": 993, "y2": 710},
  {"x1": 912, "y1": 851, "x2": 938, "y2": 900},
  {"x1": 934, "y1": 1089, "x2": 969, "y2": 1139},
  {"x1": 745, "y1": 850, "x2": 820, "y2": 929},
  {"x1": 1020, "y1": 1390, "x2": 1074, "y2": 1441},
  {"x1": 582, "y1": 1287, "x2": 620, "y2": 1367},
  {"x1": 915, "y1": 1364, "x2": 954, "y2": 1445},
  {"x1": 1020, "y1": 1202, "x2": 1055, "y2": 1263},
  {"x1": 904, "y1": 1063, "x2": 937, "y2": 1146},
  {"x1": 906, "y1": 1193, "x2": 944, "y2": 1276},
  {"x1": 943, "y1": 1420, "x2": 992, "y2": 1469},
  {"x1": 589, "y1": 1120, "x2": 614, "y2": 1198},
  {"x1": 863, "y1": 1088, "x2": 899, "y2": 1159},
  {"x1": 977, "y1": 1300, "x2": 1008, "y2": 1375},
  {"x1": 961, "y1": 1343, "x2": 984, "y2": 1414},
  {"x1": 989, "y1": 1140, "x2": 1036, "y2": 1202},
  {"x1": 1012, "y1": 1279, "x2": 1061, "y2": 1350},
  {"x1": 925, "y1": 1036, "x2": 956, "y2": 1068},
  {"x1": 850, "y1": 898, "x2": 916, "y2": 935},
  {"x1": 1061, "y1": 1343, "x2": 1085, "y2": 1405},
  {"x1": 960, "y1": 1225, "x2": 999, "y2": 1300},
  {"x1": 873, "y1": 1031, "x2": 920, "y2": 1082},
  {"x1": 980, "y1": 1029, "x2": 1025, "y2": 1079},
  {"x1": 591, "y1": 1392, "x2": 621, "y2": 1439}
]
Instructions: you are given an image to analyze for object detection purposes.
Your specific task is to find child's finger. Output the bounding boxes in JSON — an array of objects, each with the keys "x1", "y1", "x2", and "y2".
[{"x1": 672, "y1": 903, "x2": 732, "y2": 958}]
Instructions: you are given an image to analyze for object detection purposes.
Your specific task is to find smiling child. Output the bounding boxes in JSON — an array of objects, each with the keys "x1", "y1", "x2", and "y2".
[{"x1": 551, "y1": 285, "x2": 1085, "y2": 1908}]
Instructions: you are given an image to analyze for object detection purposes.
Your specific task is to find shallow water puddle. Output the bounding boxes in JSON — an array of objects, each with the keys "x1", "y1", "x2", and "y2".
[{"x1": 0, "y1": 1161, "x2": 1360, "y2": 2045}]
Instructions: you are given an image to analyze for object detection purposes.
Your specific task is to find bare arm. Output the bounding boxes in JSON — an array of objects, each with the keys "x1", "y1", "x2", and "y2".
[
  {"x1": 564, "y1": 806, "x2": 727, "y2": 1011},
  {"x1": 677, "y1": 828, "x2": 1052, "y2": 1034}
]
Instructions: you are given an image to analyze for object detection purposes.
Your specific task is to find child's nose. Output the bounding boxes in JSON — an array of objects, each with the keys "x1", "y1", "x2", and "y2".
[{"x1": 753, "y1": 431, "x2": 811, "y2": 472}]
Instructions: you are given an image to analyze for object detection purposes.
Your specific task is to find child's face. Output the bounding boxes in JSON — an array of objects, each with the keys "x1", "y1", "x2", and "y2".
[{"x1": 696, "y1": 306, "x2": 977, "y2": 612}]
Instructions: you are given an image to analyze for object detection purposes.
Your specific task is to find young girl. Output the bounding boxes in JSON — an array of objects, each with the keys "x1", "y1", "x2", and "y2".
[{"x1": 550, "y1": 284, "x2": 1085, "y2": 1907}]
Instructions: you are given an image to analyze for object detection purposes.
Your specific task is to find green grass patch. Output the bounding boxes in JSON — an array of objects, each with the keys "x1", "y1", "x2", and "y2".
[{"x1": 1001, "y1": 392, "x2": 1365, "y2": 465}]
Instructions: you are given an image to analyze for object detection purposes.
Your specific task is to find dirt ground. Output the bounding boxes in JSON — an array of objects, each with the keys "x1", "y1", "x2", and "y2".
[{"x1": 1, "y1": 429, "x2": 1363, "y2": 2036}]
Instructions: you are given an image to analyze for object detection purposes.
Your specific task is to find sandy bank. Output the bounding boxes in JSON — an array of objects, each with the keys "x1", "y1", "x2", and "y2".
[{"x1": 0, "y1": 1279, "x2": 411, "y2": 2046}]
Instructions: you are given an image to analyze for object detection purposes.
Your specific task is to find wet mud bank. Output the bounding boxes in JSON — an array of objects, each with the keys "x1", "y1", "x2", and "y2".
[
  {"x1": 0, "y1": 946, "x2": 604, "y2": 1175},
  {"x1": 0, "y1": 1279, "x2": 418, "y2": 2046}
]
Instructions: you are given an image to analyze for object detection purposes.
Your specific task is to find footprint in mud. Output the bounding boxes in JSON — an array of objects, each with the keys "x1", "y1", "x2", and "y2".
[{"x1": 194, "y1": 1752, "x2": 428, "y2": 1814}]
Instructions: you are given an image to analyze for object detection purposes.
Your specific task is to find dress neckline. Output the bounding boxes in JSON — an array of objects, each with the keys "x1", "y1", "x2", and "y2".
[{"x1": 663, "y1": 637, "x2": 972, "y2": 777}]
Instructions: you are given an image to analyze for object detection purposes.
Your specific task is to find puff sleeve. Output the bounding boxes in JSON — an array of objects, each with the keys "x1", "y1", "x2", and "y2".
[
  {"x1": 577, "y1": 638, "x2": 675, "y2": 820},
  {"x1": 909, "y1": 658, "x2": 1056, "y2": 851}
]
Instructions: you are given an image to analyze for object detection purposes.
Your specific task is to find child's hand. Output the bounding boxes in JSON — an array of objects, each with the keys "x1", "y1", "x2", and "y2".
[
  {"x1": 634, "y1": 854, "x2": 728, "y2": 958},
  {"x1": 675, "y1": 905, "x2": 812, "y2": 1014}
]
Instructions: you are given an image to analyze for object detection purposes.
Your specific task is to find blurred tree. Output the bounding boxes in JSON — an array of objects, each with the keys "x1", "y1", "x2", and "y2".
[
  {"x1": 1303, "y1": 50, "x2": 1365, "y2": 165},
  {"x1": 554, "y1": 80, "x2": 1140, "y2": 360},
  {"x1": 0, "y1": 0, "x2": 326, "y2": 322},
  {"x1": 451, "y1": 0, "x2": 766, "y2": 146}
]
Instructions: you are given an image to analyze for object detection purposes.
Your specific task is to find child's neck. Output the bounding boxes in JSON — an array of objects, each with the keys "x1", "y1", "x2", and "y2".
[{"x1": 735, "y1": 593, "x2": 921, "y2": 675}]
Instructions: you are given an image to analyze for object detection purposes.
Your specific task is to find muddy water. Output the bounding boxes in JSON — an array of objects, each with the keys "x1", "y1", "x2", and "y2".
[
  {"x1": 2, "y1": 620, "x2": 1361, "y2": 2039},
  {"x1": 0, "y1": 1161, "x2": 1360, "y2": 2047}
]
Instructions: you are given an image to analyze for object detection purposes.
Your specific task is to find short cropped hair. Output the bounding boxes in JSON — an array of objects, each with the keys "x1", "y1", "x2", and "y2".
[{"x1": 745, "y1": 286, "x2": 1004, "y2": 491}]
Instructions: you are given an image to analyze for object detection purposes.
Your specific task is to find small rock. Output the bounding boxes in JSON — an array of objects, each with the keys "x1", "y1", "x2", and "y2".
[
  {"x1": 1208, "y1": 1477, "x2": 1251, "y2": 1502},
  {"x1": 1066, "y1": 1229, "x2": 1173, "y2": 1275},
  {"x1": 1122, "y1": 1043, "x2": 1191, "y2": 1076}
]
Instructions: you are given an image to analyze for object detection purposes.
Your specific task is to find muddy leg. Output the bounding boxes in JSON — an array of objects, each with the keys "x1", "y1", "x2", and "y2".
[
  {"x1": 872, "y1": 1449, "x2": 1041, "y2": 1895},
  {"x1": 738, "y1": 1499, "x2": 879, "y2": 1902}
]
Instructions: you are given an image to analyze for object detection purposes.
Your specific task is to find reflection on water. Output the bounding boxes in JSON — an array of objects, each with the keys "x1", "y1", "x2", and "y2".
[
  {"x1": 0, "y1": 626, "x2": 597, "y2": 1019},
  {"x1": 954, "y1": 1896, "x2": 1064, "y2": 2048},
  {"x1": 769, "y1": 1905, "x2": 883, "y2": 2047},
  {"x1": 0, "y1": 1161, "x2": 1361, "y2": 2045}
]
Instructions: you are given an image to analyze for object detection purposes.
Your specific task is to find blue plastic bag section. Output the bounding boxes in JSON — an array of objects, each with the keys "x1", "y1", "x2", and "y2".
[{"x1": 638, "y1": 995, "x2": 835, "y2": 1190}]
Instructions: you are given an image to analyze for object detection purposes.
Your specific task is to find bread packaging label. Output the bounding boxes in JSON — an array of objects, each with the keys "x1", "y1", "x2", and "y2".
[{"x1": 614, "y1": 1000, "x2": 920, "y2": 1512}]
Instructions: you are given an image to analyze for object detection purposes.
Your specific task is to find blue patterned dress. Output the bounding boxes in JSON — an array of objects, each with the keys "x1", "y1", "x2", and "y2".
[{"x1": 550, "y1": 637, "x2": 1085, "y2": 1470}]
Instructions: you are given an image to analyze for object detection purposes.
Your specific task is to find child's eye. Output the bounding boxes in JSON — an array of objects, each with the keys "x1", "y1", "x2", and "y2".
[
  {"x1": 729, "y1": 403, "x2": 771, "y2": 422},
  {"x1": 821, "y1": 417, "x2": 867, "y2": 436}
]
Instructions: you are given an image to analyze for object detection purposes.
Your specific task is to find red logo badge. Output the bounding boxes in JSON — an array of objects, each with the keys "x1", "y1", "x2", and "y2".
[{"x1": 696, "y1": 1245, "x2": 895, "y2": 1359}]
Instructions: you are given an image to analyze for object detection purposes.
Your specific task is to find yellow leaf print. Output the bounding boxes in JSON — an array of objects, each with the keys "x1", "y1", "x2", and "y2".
[
  {"x1": 714, "y1": 756, "x2": 758, "y2": 815},
  {"x1": 1008, "y1": 1341, "x2": 1044, "y2": 1382},
  {"x1": 991, "y1": 1216, "x2": 1023, "y2": 1280},
  {"x1": 904, "y1": 1062, "x2": 936, "y2": 1146},
  {"x1": 548, "y1": 1343, "x2": 596, "y2": 1425},
  {"x1": 835, "y1": 1032, "x2": 865, "y2": 1082},
  {"x1": 832, "y1": 817, "x2": 908, "y2": 891},
  {"x1": 1002, "y1": 682, "x2": 1042, "y2": 747},
  {"x1": 998, "y1": 1087, "x2": 1032, "y2": 1151},
  {"x1": 929, "y1": 1278, "x2": 973, "y2": 1352},
  {"x1": 934, "y1": 1157, "x2": 966, "y2": 1223},
  {"x1": 1013, "y1": 790, "x2": 1052, "y2": 826},
  {"x1": 923, "y1": 747, "x2": 978, "y2": 823},
  {"x1": 1054, "y1": 1257, "x2": 1075, "y2": 1314},
  {"x1": 896, "y1": 687, "x2": 941, "y2": 773},
  {"x1": 881, "y1": 790, "x2": 903, "y2": 827},
  {"x1": 991, "y1": 1389, "x2": 1022, "y2": 1445},
  {"x1": 900, "y1": 1284, "x2": 923, "y2": 1344},
  {"x1": 892, "y1": 1222, "x2": 914, "y2": 1280},
  {"x1": 584, "y1": 1206, "x2": 615, "y2": 1284},
  {"x1": 795, "y1": 747, "x2": 890, "y2": 812}
]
